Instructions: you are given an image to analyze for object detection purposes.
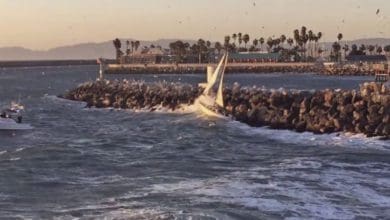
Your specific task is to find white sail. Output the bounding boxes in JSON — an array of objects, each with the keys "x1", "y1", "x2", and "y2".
[
  {"x1": 203, "y1": 54, "x2": 226, "y2": 95},
  {"x1": 195, "y1": 53, "x2": 228, "y2": 118},
  {"x1": 215, "y1": 54, "x2": 228, "y2": 107}
]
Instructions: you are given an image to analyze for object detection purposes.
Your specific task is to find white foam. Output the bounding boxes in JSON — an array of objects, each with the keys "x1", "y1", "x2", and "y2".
[
  {"x1": 144, "y1": 162, "x2": 389, "y2": 219},
  {"x1": 9, "y1": 157, "x2": 20, "y2": 161},
  {"x1": 43, "y1": 95, "x2": 87, "y2": 108},
  {"x1": 228, "y1": 120, "x2": 390, "y2": 151},
  {"x1": 15, "y1": 147, "x2": 25, "y2": 152}
]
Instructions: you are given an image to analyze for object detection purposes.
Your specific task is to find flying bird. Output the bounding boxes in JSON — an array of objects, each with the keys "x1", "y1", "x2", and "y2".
[
  {"x1": 253, "y1": 2, "x2": 256, "y2": 7},
  {"x1": 376, "y1": 9, "x2": 380, "y2": 15}
]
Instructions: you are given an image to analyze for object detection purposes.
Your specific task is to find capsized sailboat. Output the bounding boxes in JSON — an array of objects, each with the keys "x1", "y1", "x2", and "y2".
[{"x1": 195, "y1": 53, "x2": 228, "y2": 118}]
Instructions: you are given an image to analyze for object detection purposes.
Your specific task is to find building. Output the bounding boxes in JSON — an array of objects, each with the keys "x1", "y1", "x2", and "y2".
[
  {"x1": 228, "y1": 52, "x2": 281, "y2": 63},
  {"x1": 345, "y1": 55, "x2": 389, "y2": 72},
  {"x1": 120, "y1": 48, "x2": 169, "y2": 64}
]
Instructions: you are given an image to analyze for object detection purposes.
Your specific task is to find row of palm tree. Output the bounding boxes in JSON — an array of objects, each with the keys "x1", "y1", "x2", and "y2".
[
  {"x1": 125, "y1": 40, "x2": 140, "y2": 55},
  {"x1": 113, "y1": 29, "x2": 390, "y2": 63},
  {"x1": 170, "y1": 39, "x2": 221, "y2": 63},
  {"x1": 331, "y1": 32, "x2": 390, "y2": 61},
  {"x1": 223, "y1": 27, "x2": 324, "y2": 59}
]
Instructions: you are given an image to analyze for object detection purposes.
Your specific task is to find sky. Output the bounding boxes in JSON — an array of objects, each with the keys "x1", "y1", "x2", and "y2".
[{"x1": 0, "y1": 0, "x2": 389, "y2": 50}]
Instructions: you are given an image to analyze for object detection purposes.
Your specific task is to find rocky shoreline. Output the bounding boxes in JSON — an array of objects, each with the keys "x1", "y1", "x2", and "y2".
[
  {"x1": 105, "y1": 63, "x2": 379, "y2": 76},
  {"x1": 63, "y1": 80, "x2": 390, "y2": 138}
]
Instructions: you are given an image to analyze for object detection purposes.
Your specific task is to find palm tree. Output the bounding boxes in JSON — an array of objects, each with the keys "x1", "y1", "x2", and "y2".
[
  {"x1": 342, "y1": 44, "x2": 349, "y2": 59},
  {"x1": 126, "y1": 40, "x2": 130, "y2": 55},
  {"x1": 113, "y1": 38, "x2": 122, "y2": 62},
  {"x1": 359, "y1": 44, "x2": 366, "y2": 54},
  {"x1": 332, "y1": 42, "x2": 341, "y2": 62},
  {"x1": 267, "y1": 37, "x2": 273, "y2": 52},
  {"x1": 337, "y1": 33, "x2": 343, "y2": 58},
  {"x1": 376, "y1": 46, "x2": 383, "y2": 54},
  {"x1": 300, "y1": 26, "x2": 307, "y2": 37},
  {"x1": 197, "y1": 39, "x2": 206, "y2": 63},
  {"x1": 308, "y1": 30, "x2": 314, "y2": 57},
  {"x1": 214, "y1": 42, "x2": 223, "y2": 54},
  {"x1": 337, "y1": 33, "x2": 343, "y2": 42},
  {"x1": 368, "y1": 45, "x2": 375, "y2": 55},
  {"x1": 134, "y1": 41, "x2": 140, "y2": 52},
  {"x1": 280, "y1": 35, "x2": 286, "y2": 47},
  {"x1": 232, "y1": 33, "x2": 237, "y2": 44},
  {"x1": 253, "y1": 39, "x2": 259, "y2": 50},
  {"x1": 224, "y1": 35, "x2": 231, "y2": 50},
  {"x1": 287, "y1": 38, "x2": 294, "y2": 48},
  {"x1": 130, "y1": 41, "x2": 135, "y2": 53},
  {"x1": 302, "y1": 29, "x2": 309, "y2": 57},
  {"x1": 315, "y1": 32, "x2": 322, "y2": 58},
  {"x1": 384, "y1": 45, "x2": 390, "y2": 55},
  {"x1": 243, "y1": 34, "x2": 250, "y2": 49},
  {"x1": 259, "y1": 37, "x2": 265, "y2": 51},
  {"x1": 169, "y1": 40, "x2": 189, "y2": 63},
  {"x1": 293, "y1": 29, "x2": 300, "y2": 46},
  {"x1": 238, "y1": 32, "x2": 243, "y2": 48}
]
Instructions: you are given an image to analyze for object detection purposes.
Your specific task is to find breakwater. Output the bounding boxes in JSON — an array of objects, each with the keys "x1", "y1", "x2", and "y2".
[
  {"x1": 0, "y1": 60, "x2": 103, "y2": 68},
  {"x1": 105, "y1": 63, "x2": 320, "y2": 74},
  {"x1": 63, "y1": 81, "x2": 390, "y2": 138},
  {"x1": 105, "y1": 63, "x2": 382, "y2": 76},
  {"x1": 62, "y1": 80, "x2": 201, "y2": 111}
]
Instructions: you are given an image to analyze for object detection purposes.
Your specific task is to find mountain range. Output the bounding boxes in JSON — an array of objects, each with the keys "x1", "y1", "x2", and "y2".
[{"x1": 0, "y1": 38, "x2": 389, "y2": 61}]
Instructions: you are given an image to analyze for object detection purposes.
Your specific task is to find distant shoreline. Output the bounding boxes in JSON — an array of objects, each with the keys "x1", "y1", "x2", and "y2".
[{"x1": 0, "y1": 60, "x2": 100, "y2": 68}]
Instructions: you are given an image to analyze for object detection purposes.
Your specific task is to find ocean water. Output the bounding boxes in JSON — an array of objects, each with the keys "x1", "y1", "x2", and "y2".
[{"x1": 0, "y1": 65, "x2": 389, "y2": 220}]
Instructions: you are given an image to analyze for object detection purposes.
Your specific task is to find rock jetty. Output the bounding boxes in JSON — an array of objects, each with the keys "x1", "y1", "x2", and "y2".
[
  {"x1": 105, "y1": 64, "x2": 321, "y2": 75},
  {"x1": 62, "y1": 80, "x2": 201, "y2": 111},
  {"x1": 63, "y1": 81, "x2": 390, "y2": 138},
  {"x1": 105, "y1": 63, "x2": 380, "y2": 76}
]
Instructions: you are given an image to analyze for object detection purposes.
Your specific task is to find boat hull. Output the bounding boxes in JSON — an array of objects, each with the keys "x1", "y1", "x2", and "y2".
[{"x1": 195, "y1": 96, "x2": 226, "y2": 119}]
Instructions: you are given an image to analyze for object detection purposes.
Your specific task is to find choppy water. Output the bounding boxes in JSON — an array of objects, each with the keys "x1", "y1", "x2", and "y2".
[{"x1": 0, "y1": 65, "x2": 389, "y2": 219}]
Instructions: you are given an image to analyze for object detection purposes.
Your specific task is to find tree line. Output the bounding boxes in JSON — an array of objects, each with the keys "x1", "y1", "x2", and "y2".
[{"x1": 113, "y1": 27, "x2": 390, "y2": 63}]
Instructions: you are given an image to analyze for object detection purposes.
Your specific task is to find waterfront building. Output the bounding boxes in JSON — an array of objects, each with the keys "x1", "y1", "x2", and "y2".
[
  {"x1": 228, "y1": 52, "x2": 281, "y2": 63},
  {"x1": 120, "y1": 48, "x2": 169, "y2": 64},
  {"x1": 345, "y1": 55, "x2": 389, "y2": 73}
]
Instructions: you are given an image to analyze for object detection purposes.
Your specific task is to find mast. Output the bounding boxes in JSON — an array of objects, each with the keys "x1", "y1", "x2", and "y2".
[
  {"x1": 215, "y1": 53, "x2": 228, "y2": 107},
  {"x1": 203, "y1": 54, "x2": 226, "y2": 95}
]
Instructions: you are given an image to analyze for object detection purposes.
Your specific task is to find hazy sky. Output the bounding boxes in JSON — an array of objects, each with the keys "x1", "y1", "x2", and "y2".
[{"x1": 0, "y1": 0, "x2": 389, "y2": 50}]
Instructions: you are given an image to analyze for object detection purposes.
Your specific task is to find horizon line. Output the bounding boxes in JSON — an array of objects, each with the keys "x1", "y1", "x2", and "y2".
[{"x1": 1, "y1": 36, "x2": 390, "y2": 51}]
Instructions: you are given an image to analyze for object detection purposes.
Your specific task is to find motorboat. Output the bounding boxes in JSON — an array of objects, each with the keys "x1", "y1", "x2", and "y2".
[{"x1": 0, "y1": 102, "x2": 33, "y2": 130}]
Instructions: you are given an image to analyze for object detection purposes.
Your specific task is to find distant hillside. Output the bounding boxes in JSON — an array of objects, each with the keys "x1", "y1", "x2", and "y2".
[
  {"x1": 0, "y1": 39, "x2": 197, "y2": 61},
  {"x1": 0, "y1": 38, "x2": 388, "y2": 61}
]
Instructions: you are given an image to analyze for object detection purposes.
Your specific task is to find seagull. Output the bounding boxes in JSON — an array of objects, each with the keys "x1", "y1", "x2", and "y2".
[{"x1": 376, "y1": 9, "x2": 380, "y2": 15}]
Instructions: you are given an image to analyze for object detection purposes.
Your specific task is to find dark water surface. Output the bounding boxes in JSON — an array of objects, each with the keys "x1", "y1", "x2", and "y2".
[{"x1": 0, "y1": 65, "x2": 389, "y2": 219}]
